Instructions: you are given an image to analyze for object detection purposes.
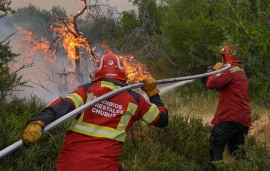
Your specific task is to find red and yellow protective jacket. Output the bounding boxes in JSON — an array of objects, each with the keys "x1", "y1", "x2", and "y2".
[
  {"x1": 206, "y1": 65, "x2": 251, "y2": 127},
  {"x1": 30, "y1": 79, "x2": 168, "y2": 171}
]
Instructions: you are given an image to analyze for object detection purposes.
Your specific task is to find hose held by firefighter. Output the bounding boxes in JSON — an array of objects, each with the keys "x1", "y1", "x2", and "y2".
[{"x1": 22, "y1": 52, "x2": 168, "y2": 171}]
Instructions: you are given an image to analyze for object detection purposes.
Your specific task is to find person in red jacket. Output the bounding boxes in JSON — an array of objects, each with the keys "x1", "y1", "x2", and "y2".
[
  {"x1": 206, "y1": 44, "x2": 252, "y2": 163},
  {"x1": 22, "y1": 52, "x2": 168, "y2": 171}
]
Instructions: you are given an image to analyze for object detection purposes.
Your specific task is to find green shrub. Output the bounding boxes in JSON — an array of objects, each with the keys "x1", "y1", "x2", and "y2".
[{"x1": 1, "y1": 89, "x2": 270, "y2": 171}]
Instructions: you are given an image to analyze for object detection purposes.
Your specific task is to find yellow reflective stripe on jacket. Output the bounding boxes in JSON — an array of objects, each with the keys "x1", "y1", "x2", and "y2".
[
  {"x1": 69, "y1": 102, "x2": 138, "y2": 142},
  {"x1": 66, "y1": 93, "x2": 84, "y2": 108},
  {"x1": 69, "y1": 121, "x2": 127, "y2": 142},
  {"x1": 101, "y1": 81, "x2": 121, "y2": 90},
  {"x1": 229, "y1": 66, "x2": 243, "y2": 73},
  {"x1": 142, "y1": 104, "x2": 159, "y2": 124},
  {"x1": 75, "y1": 93, "x2": 94, "y2": 122},
  {"x1": 76, "y1": 93, "x2": 94, "y2": 122},
  {"x1": 117, "y1": 103, "x2": 138, "y2": 132}
]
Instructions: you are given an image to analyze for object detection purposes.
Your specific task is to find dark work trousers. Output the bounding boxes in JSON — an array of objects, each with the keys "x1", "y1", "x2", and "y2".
[{"x1": 209, "y1": 121, "x2": 249, "y2": 161}]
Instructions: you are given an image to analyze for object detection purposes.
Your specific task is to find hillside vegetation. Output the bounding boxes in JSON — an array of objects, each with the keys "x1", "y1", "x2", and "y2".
[{"x1": 1, "y1": 84, "x2": 270, "y2": 171}]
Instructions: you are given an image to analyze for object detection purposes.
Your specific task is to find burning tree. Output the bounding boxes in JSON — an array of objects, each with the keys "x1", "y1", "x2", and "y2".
[
  {"x1": 15, "y1": 0, "x2": 152, "y2": 97},
  {"x1": 52, "y1": 0, "x2": 97, "y2": 84}
]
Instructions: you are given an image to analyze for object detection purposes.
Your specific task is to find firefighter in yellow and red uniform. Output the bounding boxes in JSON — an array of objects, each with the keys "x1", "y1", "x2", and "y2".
[
  {"x1": 22, "y1": 52, "x2": 168, "y2": 171},
  {"x1": 206, "y1": 44, "x2": 251, "y2": 164}
]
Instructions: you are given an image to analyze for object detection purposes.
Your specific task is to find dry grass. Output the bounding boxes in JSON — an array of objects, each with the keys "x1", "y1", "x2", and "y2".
[{"x1": 161, "y1": 88, "x2": 270, "y2": 145}]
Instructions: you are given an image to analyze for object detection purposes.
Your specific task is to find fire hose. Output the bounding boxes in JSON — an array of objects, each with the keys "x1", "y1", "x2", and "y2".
[{"x1": 0, "y1": 64, "x2": 231, "y2": 159}]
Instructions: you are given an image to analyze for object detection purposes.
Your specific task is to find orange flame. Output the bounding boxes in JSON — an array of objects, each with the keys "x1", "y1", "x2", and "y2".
[
  {"x1": 17, "y1": 26, "x2": 152, "y2": 86},
  {"x1": 121, "y1": 55, "x2": 152, "y2": 83},
  {"x1": 16, "y1": 26, "x2": 56, "y2": 63},
  {"x1": 52, "y1": 16, "x2": 93, "y2": 63},
  {"x1": 102, "y1": 43, "x2": 152, "y2": 83}
]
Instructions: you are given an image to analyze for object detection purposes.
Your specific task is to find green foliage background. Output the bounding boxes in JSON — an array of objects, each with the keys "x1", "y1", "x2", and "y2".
[{"x1": 1, "y1": 0, "x2": 270, "y2": 170}]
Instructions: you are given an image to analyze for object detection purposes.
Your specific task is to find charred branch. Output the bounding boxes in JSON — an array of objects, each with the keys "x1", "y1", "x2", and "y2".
[
  {"x1": 29, "y1": 79, "x2": 54, "y2": 95},
  {"x1": 10, "y1": 62, "x2": 34, "y2": 77}
]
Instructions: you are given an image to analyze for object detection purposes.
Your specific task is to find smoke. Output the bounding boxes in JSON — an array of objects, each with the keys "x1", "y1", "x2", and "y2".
[
  {"x1": 1, "y1": 15, "x2": 97, "y2": 104},
  {"x1": 11, "y1": 0, "x2": 135, "y2": 15},
  {"x1": 2, "y1": 2, "x2": 142, "y2": 104}
]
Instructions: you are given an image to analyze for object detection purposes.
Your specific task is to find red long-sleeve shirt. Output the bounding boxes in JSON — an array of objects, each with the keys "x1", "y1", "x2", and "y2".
[{"x1": 206, "y1": 66, "x2": 252, "y2": 127}]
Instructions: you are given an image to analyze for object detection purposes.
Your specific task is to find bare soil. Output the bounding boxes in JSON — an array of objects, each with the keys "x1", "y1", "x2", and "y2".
[{"x1": 249, "y1": 114, "x2": 270, "y2": 145}]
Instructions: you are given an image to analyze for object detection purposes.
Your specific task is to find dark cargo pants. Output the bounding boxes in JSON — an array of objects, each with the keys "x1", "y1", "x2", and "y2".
[{"x1": 209, "y1": 121, "x2": 249, "y2": 161}]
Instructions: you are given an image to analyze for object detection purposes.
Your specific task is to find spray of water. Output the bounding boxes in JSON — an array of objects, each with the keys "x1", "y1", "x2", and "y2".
[
  {"x1": 140, "y1": 80, "x2": 195, "y2": 99},
  {"x1": 159, "y1": 80, "x2": 194, "y2": 95}
]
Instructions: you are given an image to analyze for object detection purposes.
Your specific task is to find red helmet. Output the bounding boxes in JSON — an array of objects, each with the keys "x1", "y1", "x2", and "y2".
[
  {"x1": 220, "y1": 45, "x2": 240, "y2": 64},
  {"x1": 93, "y1": 52, "x2": 127, "y2": 81}
]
